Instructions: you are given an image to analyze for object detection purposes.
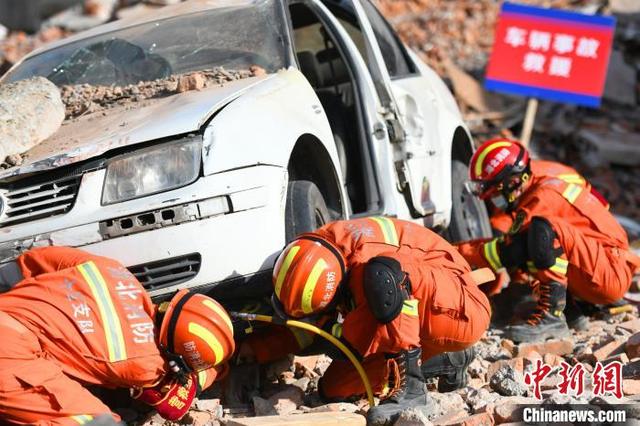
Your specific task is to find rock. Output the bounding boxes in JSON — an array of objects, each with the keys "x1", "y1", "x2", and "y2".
[
  {"x1": 464, "y1": 388, "x2": 501, "y2": 414},
  {"x1": 627, "y1": 333, "x2": 640, "y2": 359},
  {"x1": 394, "y1": 407, "x2": 434, "y2": 426},
  {"x1": 610, "y1": 0, "x2": 640, "y2": 14},
  {"x1": 593, "y1": 339, "x2": 625, "y2": 361},
  {"x1": 489, "y1": 366, "x2": 528, "y2": 396},
  {"x1": 194, "y1": 398, "x2": 223, "y2": 419},
  {"x1": 493, "y1": 397, "x2": 536, "y2": 423},
  {"x1": 183, "y1": 410, "x2": 216, "y2": 425},
  {"x1": 444, "y1": 412, "x2": 495, "y2": 426},
  {"x1": 252, "y1": 386, "x2": 304, "y2": 416},
  {"x1": 432, "y1": 410, "x2": 470, "y2": 426},
  {"x1": 515, "y1": 339, "x2": 574, "y2": 358},
  {"x1": 542, "y1": 353, "x2": 564, "y2": 368},
  {"x1": 4, "y1": 154, "x2": 22, "y2": 166},
  {"x1": 500, "y1": 340, "x2": 516, "y2": 356},
  {"x1": 314, "y1": 354, "x2": 333, "y2": 376},
  {"x1": 177, "y1": 73, "x2": 206, "y2": 93},
  {"x1": 310, "y1": 403, "x2": 359, "y2": 413},
  {"x1": 292, "y1": 377, "x2": 310, "y2": 392},
  {"x1": 624, "y1": 379, "x2": 640, "y2": 396},
  {"x1": 250, "y1": 65, "x2": 267, "y2": 77},
  {"x1": 618, "y1": 319, "x2": 640, "y2": 334},
  {"x1": 487, "y1": 358, "x2": 524, "y2": 379},
  {"x1": 604, "y1": 50, "x2": 636, "y2": 106},
  {"x1": 0, "y1": 77, "x2": 65, "y2": 162},
  {"x1": 429, "y1": 392, "x2": 468, "y2": 420}
]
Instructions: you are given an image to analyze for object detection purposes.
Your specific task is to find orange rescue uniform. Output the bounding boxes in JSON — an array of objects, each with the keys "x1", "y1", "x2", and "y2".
[
  {"x1": 458, "y1": 160, "x2": 640, "y2": 305},
  {"x1": 250, "y1": 218, "x2": 491, "y2": 399},
  {"x1": 0, "y1": 247, "x2": 217, "y2": 425}
]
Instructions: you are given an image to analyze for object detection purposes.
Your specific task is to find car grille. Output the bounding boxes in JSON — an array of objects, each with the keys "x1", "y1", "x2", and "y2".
[
  {"x1": 0, "y1": 175, "x2": 82, "y2": 227},
  {"x1": 128, "y1": 253, "x2": 201, "y2": 292}
]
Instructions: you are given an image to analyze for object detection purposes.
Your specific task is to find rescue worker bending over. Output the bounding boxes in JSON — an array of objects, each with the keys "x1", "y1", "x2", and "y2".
[
  {"x1": 0, "y1": 246, "x2": 235, "y2": 425},
  {"x1": 457, "y1": 138, "x2": 640, "y2": 343},
  {"x1": 269, "y1": 218, "x2": 492, "y2": 425}
]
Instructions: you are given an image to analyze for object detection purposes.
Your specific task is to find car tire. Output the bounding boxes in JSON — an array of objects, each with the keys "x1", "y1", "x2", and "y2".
[
  {"x1": 285, "y1": 180, "x2": 331, "y2": 243},
  {"x1": 446, "y1": 159, "x2": 492, "y2": 242}
]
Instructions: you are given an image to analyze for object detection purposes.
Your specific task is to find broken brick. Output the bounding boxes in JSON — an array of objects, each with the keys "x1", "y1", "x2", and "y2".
[{"x1": 515, "y1": 338, "x2": 574, "y2": 358}]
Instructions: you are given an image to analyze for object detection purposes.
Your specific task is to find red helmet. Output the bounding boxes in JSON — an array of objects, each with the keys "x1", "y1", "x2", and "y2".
[
  {"x1": 468, "y1": 138, "x2": 531, "y2": 201},
  {"x1": 272, "y1": 235, "x2": 346, "y2": 318},
  {"x1": 158, "y1": 289, "x2": 235, "y2": 372}
]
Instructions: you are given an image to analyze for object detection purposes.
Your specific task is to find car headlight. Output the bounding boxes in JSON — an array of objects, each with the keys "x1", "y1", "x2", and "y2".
[{"x1": 102, "y1": 137, "x2": 201, "y2": 205}]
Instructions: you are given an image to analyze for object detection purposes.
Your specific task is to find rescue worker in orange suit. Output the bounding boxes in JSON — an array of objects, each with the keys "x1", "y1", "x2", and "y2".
[
  {"x1": 457, "y1": 138, "x2": 640, "y2": 343},
  {"x1": 263, "y1": 218, "x2": 492, "y2": 425},
  {"x1": 0, "y1": 246, "x2": 235, "y2": 425}
]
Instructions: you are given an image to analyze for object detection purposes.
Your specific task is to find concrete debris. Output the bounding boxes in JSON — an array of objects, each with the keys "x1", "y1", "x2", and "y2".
[
  {"x1": 60, "y1": 67, "x2": 264, "y2": 119},
  {"x1": 603, "y1": 50, "x2": 637, "y2": 106},
  {"x1": 252, "y1": 386, "x2": 304, "y2": 416},
  {"x1": 394, "y1": 407, "x2": 433, "y2": 426},
  {"x1": 0, "y1": 76, "x2": 64, "y2": 162},
  {"x1": 489, "y1": 365, "x2": 528, "y2": 397},
  {"x1": 46, "y1": 0, "x2": 118, "y2": 32}
]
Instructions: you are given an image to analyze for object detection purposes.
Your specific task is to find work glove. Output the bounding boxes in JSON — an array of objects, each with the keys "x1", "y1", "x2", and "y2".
[{"x1": 132, "y1": 372, "x2": 198, "y2": 421}]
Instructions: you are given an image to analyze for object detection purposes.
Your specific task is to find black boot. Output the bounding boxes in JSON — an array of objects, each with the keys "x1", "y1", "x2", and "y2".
[
  {"x1": 366, "y1": 348, "x2": 435, "y2": 426},
  {"x1": 421, "y1": 347, "x2": 474, "y2": 392},
  {"x1": 504, "y1": 281, "x2": 570, "y2": 343},
  {"x1": 564, "y1": 292, "x2": 588, "y2": 331}
]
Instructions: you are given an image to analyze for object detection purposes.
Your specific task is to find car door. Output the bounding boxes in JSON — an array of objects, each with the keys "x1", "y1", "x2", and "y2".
[{"x1": 321, "y1": 0, "x2": 440, "y2": 218}]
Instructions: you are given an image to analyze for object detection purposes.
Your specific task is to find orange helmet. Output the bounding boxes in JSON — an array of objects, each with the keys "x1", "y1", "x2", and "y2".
[
  {"x1": 158, "y1": 289, "x2": 235, "y2": 372},
  {"x1": 272, "y1": 235, "x2": 346, "y2": 318},
  {"x1": 467, "y1": 138, "x2": 531, "y2": 205}
]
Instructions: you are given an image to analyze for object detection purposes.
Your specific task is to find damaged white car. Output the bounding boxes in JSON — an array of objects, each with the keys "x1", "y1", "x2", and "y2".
[{"x1": 0, "y1": 0, "x2": 490, "y2": 300}]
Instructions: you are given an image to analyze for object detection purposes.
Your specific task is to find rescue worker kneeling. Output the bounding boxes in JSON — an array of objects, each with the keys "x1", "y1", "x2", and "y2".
[
  {"x1": 0, "y1": 246, "x2": 235, "y2": 425},
  {"x1": 268, "y1": 218, "x2": 492, "y2": 425},
  {"x1": 457, "y1": 138, "x2": 640, "y2": 343}
]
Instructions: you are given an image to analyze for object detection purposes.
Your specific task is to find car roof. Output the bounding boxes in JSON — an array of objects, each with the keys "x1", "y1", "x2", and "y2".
[{"x1": 24, "y1": 0, "x2": 261, "y2": 57}]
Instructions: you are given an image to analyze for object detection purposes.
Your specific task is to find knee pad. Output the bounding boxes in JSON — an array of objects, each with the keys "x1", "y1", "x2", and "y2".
[
  {"x1": 527, "y1": 217, "x2": 563, "y2": 270},
  {"x1": 363, "y1": 256, "x2": 410, "y2": 324},
  {"x1": 498, "y1": 232, "x2": 528, "y2": 270}
]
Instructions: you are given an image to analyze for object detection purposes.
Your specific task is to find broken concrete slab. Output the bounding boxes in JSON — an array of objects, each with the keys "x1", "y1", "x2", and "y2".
[
  {"x1": 579, "y1": 129, "x2": 640, "y2": 167},
  {"x1": 603, "y1": 50, "x2": 636, "y2": 106},
  {"x1": 224, "y1": 412, "x2": 366, "y2": 426},
  {"x1": 0, "y1": 76, "x2": 64, "y2": 162}
]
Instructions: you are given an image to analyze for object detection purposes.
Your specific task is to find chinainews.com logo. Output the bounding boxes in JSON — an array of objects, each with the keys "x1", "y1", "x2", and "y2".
[{"x1": 525, "y1": 359, "x2": 623, "y2": 399}]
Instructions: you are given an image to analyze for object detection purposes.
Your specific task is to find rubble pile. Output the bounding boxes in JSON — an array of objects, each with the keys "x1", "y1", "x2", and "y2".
[
  {"x1": 376, "y1": 0, "x2": 640, "y2": 222},
  {"x1": 119, "y1": 303, "x2": 640, "y2": 425},
  {"x1": 61, "y1": 66, "x2": 266, "y2": 119}
]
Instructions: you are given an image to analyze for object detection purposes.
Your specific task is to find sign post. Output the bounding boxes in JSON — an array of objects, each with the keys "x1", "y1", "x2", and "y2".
[{"x1": 485, "y1": 2, "x2": 616, "y2": 147}]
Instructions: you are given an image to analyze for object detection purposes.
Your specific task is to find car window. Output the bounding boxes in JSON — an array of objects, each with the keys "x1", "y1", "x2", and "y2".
[{"x1": 360, "y1": 0, "x2": 415, "y2": 78}]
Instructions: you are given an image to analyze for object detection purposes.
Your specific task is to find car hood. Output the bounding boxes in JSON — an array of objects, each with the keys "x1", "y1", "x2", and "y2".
[{"x1": 0, "y1": 74, "x2": 273, "y2": 180}]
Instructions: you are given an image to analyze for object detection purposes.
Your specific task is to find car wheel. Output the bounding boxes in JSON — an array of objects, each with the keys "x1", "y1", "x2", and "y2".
[
  {"x1": 446, "y1": 160, "x2": 492, "y2": 242},
  {"x1": 285, "y1": 180, "x2": 331, "y2": 242}
]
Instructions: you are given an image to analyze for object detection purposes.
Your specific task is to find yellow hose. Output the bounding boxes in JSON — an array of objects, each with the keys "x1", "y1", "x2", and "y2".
[{"x1": 231, "y1": 312, "x2": 375, "y2": 407}]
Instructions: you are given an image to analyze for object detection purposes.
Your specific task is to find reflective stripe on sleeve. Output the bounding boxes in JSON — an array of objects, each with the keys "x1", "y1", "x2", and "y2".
[
  {"x1": 71, "y1": 415, "x2": 94, "y2": 424},
  {"x1": 401, "y1": 299, "x2": 419, "y2": 317},
  {"x1": 77, "y1": 261, "x2": 127, "y2": 362},
  {"x1": 370, "y1": 217, "x2": 399, "y2": 246},
  {"x1": 549, "y1": 257, "x2": 569, "y2": 276},
  {"x1": 331, "y1": 323, "x2": 343, "y2": 338},
  {"x1": 557, "y1": 174, "x2": 585, "y2": 185},
  {"x1": 301, "y1": 258, "x2": 328, "y2": 314},
  {"x1": 483, "y1": 239, "x2": 503, "y2": 271},
  {"x1": 562, "y1": 183, "x2": 583, "y2": 204}
]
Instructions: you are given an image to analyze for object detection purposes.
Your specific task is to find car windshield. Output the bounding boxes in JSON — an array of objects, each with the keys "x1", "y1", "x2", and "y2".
[{"x1": 4, "y1": 0, "x2": 289, "y2": 87}]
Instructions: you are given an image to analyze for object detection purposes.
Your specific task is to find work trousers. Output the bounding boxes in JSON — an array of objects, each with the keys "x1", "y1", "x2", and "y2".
[{"x1": 0, "y1": 311, "x2": 116, "y2": 425}]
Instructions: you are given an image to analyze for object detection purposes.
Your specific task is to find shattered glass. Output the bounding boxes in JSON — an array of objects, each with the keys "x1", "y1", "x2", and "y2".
[{"x1": 4, "y1": 0, "x2": 288, "y2": 87}]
